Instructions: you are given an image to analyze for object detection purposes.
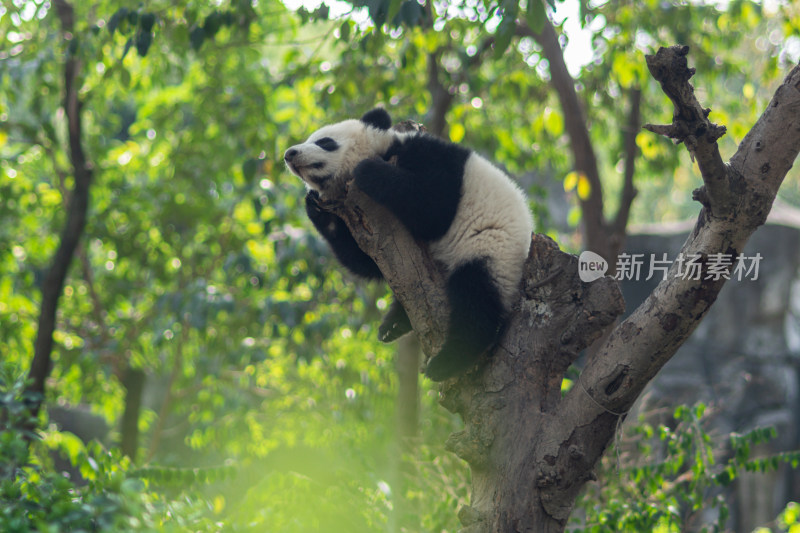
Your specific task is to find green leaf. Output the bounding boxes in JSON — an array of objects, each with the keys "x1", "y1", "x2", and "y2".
[
  {"x1": 526, "y1": 0, "x2": 546, "y2": 34},
  {"x1": 140, "y1": 13, "x2": 156, "y2": 33},
  {"x1": 493, "y1": 17, "x2": 516, "y2": 59},
  {"x1": 314, "y1": 4, "x2": 330, "y2": 20},
  {"x1": 136, "y1": 31, "x2": 152, "y2": 57},
  {"x1": 190, "y1": 26, "x2": 205, "y2": 51},
  {"x1": 398, "y1": 0, "x2": 423, "y2": 26},
  {"x1": 108, "y1": 8, "x2": 129, "y2": 36},
  {"x1": 339, "y1": 21, "x2": 351, "y2": 42},
  {"x1": 367, "y1": 0, "x2": 390, "y2": 27},
  {"x1": 242, "y1": 159, "x2": 259, "y2": 182},
  {"x1": 121, "y1": 37, "x2": 133, "y2": 61},
  {"x1": 386, "y1": 0, "x2": 403, "y2": 26},
  {"x1": 544, "y1": 108, "x2": 564, "y2": 137},
  {"x1": 449, "y1": 123, "x2": 465, "y2": 143},
  {"x1": 204, "y1": 12, "x2": 222, "y2": 38}
]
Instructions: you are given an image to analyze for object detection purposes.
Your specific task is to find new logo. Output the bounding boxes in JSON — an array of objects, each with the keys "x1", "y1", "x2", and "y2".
[{"x1": 578, "y1": 251, "x2": 608, "y2": 282}]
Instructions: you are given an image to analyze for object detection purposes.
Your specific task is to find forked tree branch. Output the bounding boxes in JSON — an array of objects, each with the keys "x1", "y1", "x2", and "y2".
[{"x1": 553, "y1": 47, "x2": 800, "y2": 515}]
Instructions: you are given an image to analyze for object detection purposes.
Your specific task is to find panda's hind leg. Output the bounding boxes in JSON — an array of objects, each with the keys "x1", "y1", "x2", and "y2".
[
  {"x1": 378, "y1": 298, "x2": 413, "y2": 343},
  {"x1": 424, "y1": 258, "x2": 505, "y2": 382}
]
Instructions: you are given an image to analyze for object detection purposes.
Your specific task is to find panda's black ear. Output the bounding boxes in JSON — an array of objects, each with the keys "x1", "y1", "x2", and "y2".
[{"x1": 361, "y1": 108, "x2": 392, "y2": 130}]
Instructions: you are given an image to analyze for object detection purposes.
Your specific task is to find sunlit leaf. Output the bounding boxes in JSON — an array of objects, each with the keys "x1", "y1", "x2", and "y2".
[
  {"x1": 564, "y1": 170, "x2": 580, "y2": 191},
  {"x1": 577, "y1": 173, "x2": 591, "y2": 200},
  {"x1": 449, "y1": 123, "x2": 465, "y2": 143},
  {"x1": 544, "y1": 107, "x2": 564, "y2": 137}
]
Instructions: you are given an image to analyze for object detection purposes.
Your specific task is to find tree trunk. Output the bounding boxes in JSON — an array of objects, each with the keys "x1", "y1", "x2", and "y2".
[{"x1": 442, "y1": 236, "x2": 624, "y2": 531}]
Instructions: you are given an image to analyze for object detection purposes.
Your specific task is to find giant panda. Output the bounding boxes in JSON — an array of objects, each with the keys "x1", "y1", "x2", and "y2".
[{"x1": 284, "y1": 108, "x2": 533, "y2": 381}]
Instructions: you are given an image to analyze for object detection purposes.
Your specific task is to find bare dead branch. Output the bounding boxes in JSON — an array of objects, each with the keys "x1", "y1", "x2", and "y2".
[{"x1": 643, "y1": 45, "x2": 731, "y2": 215}]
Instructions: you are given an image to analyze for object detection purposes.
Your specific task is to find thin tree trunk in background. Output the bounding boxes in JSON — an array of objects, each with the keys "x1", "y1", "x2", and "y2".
[
  {"x1": 518, "y1": 18, "x2": 641, "y2": 269},
  {"x1": 390, "y1": 334, "x2": 421, "y2": 532},
  {"x1": 26, "y1": 0, "x2": 92, "y2": 422},
  {"x1": 120, "y1": 368, "x2": 145, "y2": 460},
  {"x1": 396, "y1": 334, "x2": 421, "y2": 443}
]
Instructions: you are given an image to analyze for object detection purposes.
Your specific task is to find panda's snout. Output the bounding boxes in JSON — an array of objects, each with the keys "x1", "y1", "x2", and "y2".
[{"x1": 284, "y1": 148, "x2": 299, "y2": 162}]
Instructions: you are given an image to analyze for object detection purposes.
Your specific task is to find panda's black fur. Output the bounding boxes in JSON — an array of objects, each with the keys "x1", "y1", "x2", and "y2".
[{"x1": 285, "y1": 108, "x2": 533, "y2": 381}]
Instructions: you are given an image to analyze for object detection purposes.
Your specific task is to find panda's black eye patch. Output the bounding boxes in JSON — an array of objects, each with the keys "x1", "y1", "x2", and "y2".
[{"x1": 314, "y1": 137, "x2": 339, "y2": 152}]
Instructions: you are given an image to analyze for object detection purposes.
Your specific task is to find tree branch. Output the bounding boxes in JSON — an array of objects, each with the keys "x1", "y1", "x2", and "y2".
[
  {"x1": 27, "y1": 0, "x2": 93, "y2": 417},
  {"x1": 425, "y1": 34, "x2": 496, "y2": 138},
  {"x1": 318, "y1": 120, "x2": 450, "y2": 358},
  {"x1": 331, "y1": 181, "x2": 449, "y2": 358}
]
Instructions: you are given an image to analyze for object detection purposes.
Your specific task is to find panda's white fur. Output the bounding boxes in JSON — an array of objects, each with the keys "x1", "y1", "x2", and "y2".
[
  {"x1": 429, "y1": 153, "x2": 532, "y2": 311},
  {"x1": 285, "y1": 108, "x2": 533, "y2": 381}
]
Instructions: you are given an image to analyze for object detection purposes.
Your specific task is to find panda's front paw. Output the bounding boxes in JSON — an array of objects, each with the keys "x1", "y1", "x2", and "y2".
[
  {"x1": 353, "y1": 159, "x2": 388, "y2": 197},
  {"x1": 305, "y1": 190, "x2": 340, "y2": 233},
  {"x1": 305, "y1": 189, "x2": 326, "y2": 217}
]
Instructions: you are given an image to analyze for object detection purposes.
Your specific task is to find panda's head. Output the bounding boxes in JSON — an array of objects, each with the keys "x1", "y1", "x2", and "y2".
[{"x1": 284, "y1": 108, "x2": 394, "y2": 197}]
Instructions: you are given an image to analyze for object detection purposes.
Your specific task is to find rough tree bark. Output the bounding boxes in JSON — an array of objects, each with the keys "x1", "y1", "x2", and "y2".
[{"x1": 329, "y1": 47, "x2": 800, "y2": 531}]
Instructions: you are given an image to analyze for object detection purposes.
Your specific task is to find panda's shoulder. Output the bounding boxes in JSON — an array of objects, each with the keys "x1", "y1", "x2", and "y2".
[{"x1": 388, "y1": 132, "x2": 472, "y2": 164}]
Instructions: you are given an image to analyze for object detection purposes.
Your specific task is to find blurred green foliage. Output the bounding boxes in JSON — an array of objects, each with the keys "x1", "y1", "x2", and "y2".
[
  {"x1": 1, "y1": 0, "x2": 799, "y2": 529},
  {"x1": 571, "y1": 404, "x2": 800, "y2": 532}
]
